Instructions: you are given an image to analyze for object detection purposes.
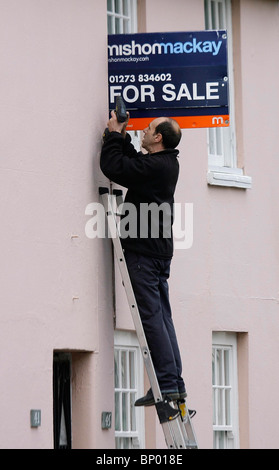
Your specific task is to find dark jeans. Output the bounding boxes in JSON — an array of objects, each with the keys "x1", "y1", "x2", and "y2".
[{"x1": 124, "y1": 250, "x2": 186, "y2": 394}]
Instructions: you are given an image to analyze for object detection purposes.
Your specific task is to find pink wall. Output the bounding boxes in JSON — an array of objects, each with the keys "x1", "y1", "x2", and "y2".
[{"x1": 1, "y1": 0, "x2": 114, "y2": 448}]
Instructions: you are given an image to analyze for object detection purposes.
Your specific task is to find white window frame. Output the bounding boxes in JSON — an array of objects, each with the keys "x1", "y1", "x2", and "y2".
[
  {"x1": 107, "y1": 0, "x2": 137, "y2": 35},
  {"x1": 212, "y1": 332, "x2": 240, "y2": 449},
  {"x1": 114, "y1": 331, "x2": 145, "y2": 449},
  {"x1": 204, "y1": 0, "x2": 252, "y2": 189}
]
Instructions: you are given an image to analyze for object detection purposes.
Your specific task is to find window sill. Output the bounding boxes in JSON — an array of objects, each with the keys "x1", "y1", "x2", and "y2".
[{"x1": 207, "y1": 169, "x2": 252, "y2": 189}]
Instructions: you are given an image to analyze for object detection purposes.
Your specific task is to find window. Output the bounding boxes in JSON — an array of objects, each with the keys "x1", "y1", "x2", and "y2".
[
  {"x1": 204, "y1": 0, "x2": 252, "y2": 188},
  {"x1": 107, "y1": 0, "x2": 137, "y2": 35},
  {"x1": 114, "y1": 331, "x2": 145, "y2": 449},
  {"x1": 212, "y1": 332, "x2": 240, "y2": 449}
]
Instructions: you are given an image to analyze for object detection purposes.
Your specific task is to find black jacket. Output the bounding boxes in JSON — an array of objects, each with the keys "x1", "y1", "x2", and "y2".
[{"x1": 100, "y1": 132, "x2": 179, "y2": 259}]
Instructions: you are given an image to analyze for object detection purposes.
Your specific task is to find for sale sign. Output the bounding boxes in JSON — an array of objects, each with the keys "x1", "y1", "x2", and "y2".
[{"x1": 107, "y1": 30, "x2": 229, "y2": 130}]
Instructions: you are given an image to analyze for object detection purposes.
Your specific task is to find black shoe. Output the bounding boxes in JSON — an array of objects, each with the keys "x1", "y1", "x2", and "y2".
[{"x1": 134, "y1": 388, "x2": 180, "y2": 407}]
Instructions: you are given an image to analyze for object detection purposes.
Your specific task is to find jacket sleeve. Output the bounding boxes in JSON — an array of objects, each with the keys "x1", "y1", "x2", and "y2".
[{"x1": 100, "y1": 131, "x2": 156, "y2": 188}]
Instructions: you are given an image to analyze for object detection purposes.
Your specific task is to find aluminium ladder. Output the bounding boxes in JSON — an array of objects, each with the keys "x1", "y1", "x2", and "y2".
[{"x1": 99, "y1": 187, "x2": 198, "y2": 449}]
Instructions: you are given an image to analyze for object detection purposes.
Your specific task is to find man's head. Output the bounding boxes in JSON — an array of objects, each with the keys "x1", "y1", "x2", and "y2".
[{"x1": 142, "y1": 117, "x2": 182, "y2": 154}]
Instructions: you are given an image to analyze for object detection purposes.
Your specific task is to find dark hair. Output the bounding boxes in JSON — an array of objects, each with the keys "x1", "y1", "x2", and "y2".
[{"x1": 154, "y1": 118, "x2": 182, "y2": 149}]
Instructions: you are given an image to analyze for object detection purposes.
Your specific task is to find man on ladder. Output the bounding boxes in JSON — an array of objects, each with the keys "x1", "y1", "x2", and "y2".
[{"x1": 100, "y1": 109, "x2": 187, "y2": 407}]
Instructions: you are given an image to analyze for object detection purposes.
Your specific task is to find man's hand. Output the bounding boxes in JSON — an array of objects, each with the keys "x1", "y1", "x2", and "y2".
[{"x1": 107, "y1": 110, "x2": 130, "y2": 137}]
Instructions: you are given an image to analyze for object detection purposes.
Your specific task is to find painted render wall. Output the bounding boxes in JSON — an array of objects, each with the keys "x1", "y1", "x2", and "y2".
[
  {"x1": 1, "y1": 0, "x2": 279, "y2": 450},
  {"x1": 1, "y1": 0, "x2": 115, "y2": 449}
]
